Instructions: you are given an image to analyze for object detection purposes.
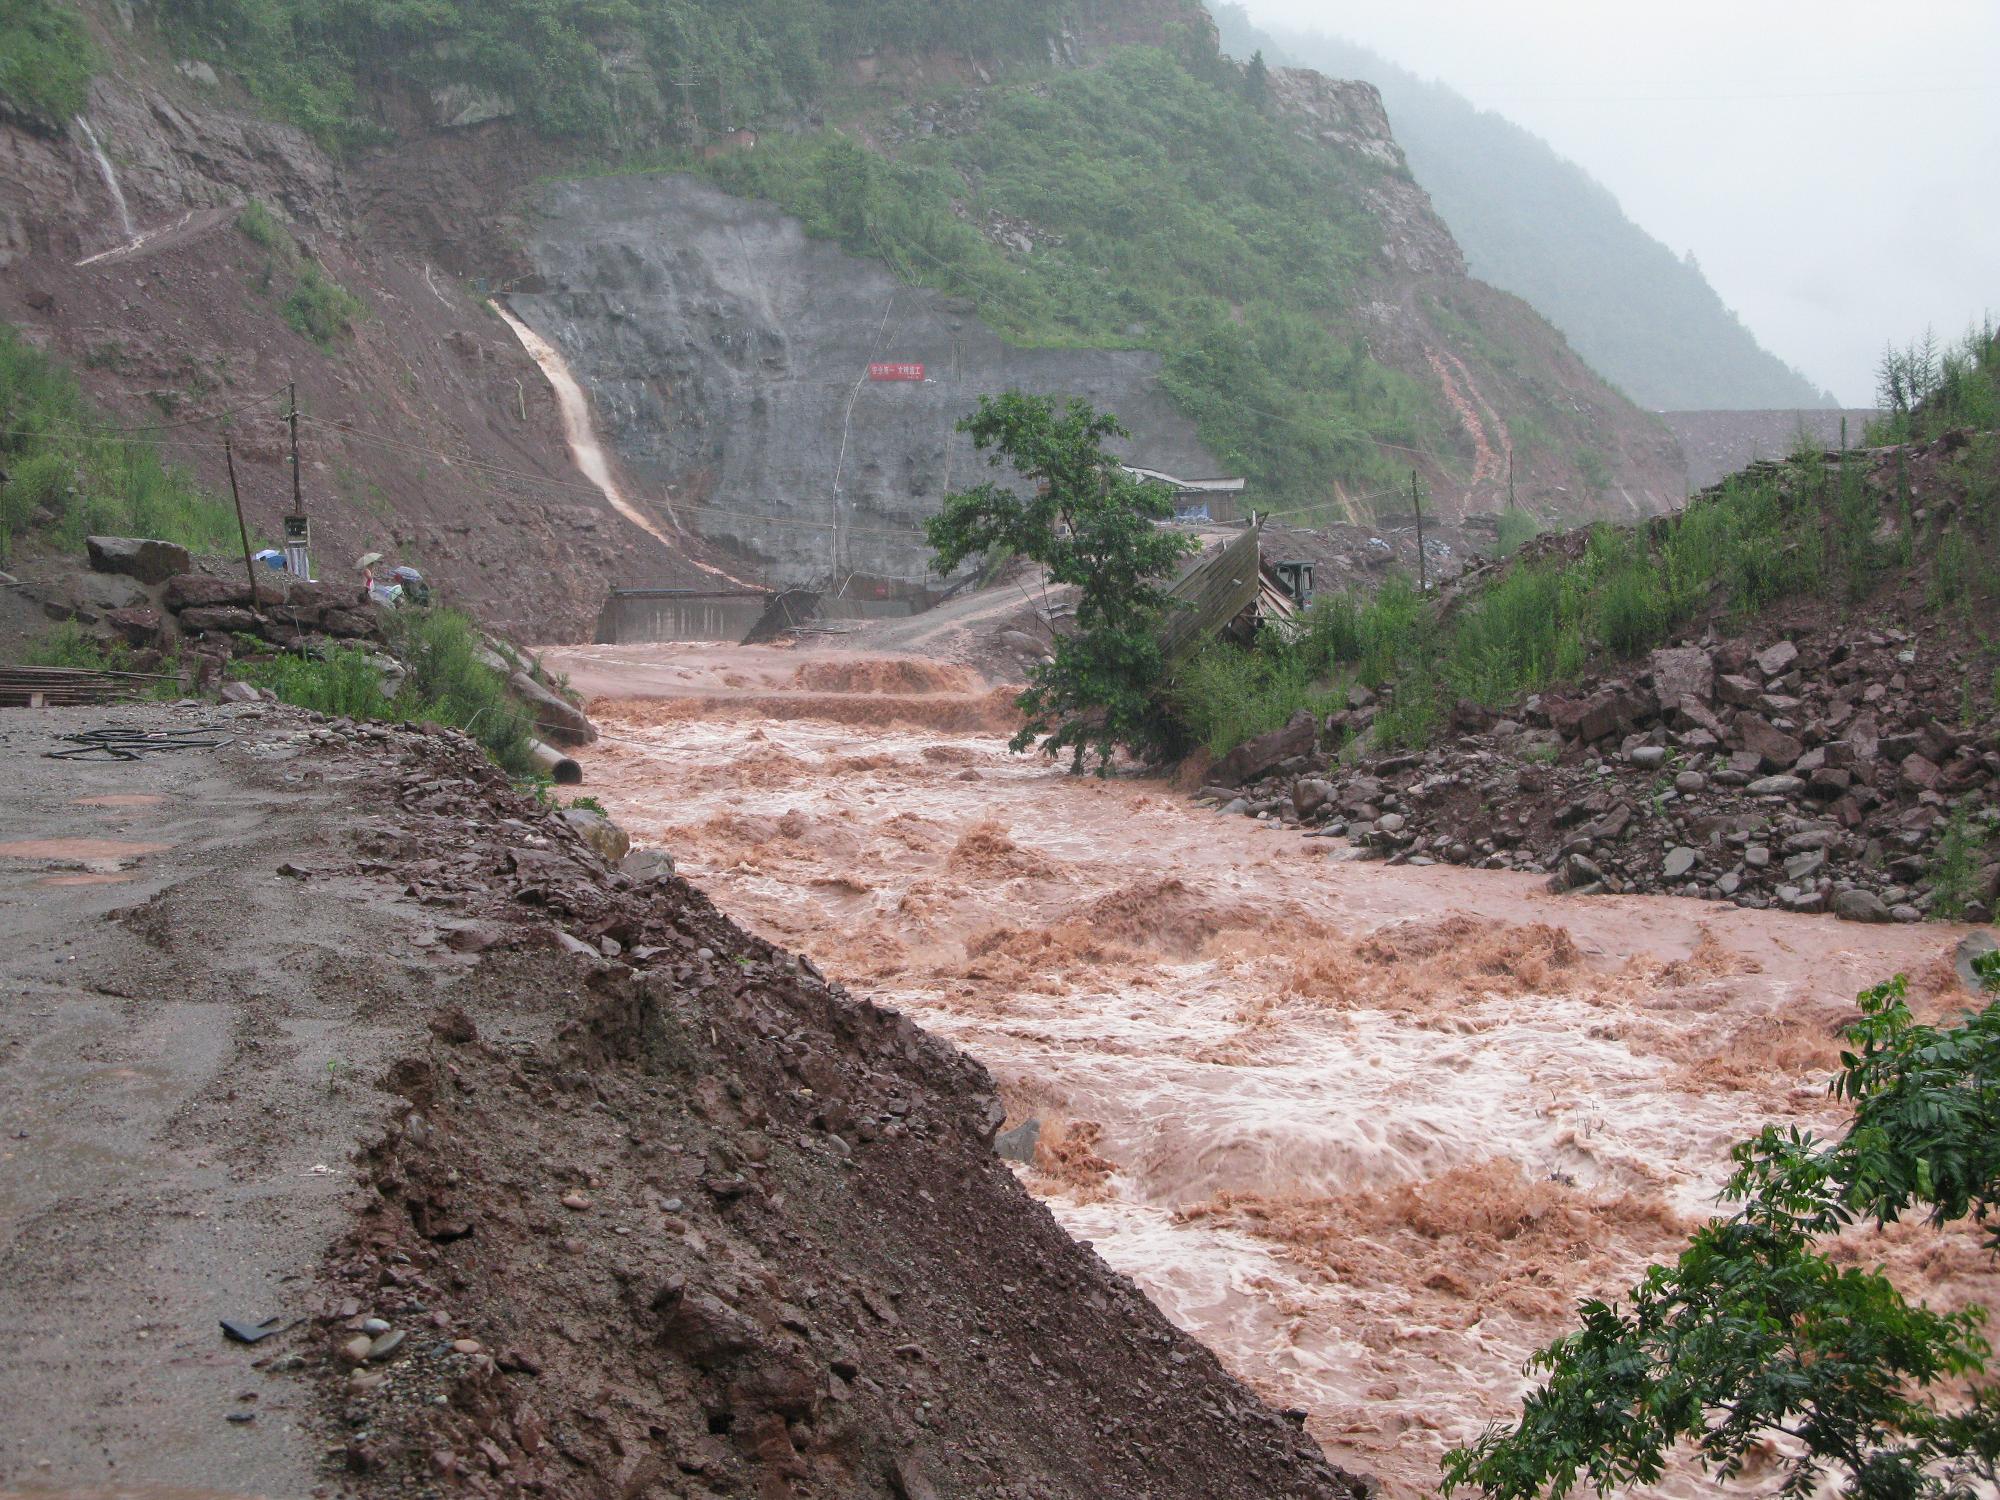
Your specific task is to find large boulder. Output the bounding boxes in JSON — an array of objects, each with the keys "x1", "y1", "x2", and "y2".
[
  {"x1": 1212, "y1": 709, "x2": 1317, "y2": 787},
  {"x1": 1736, "y1": 713, "x2": 1804, "y2": 771},
  {"x1": 104, "y1": 606, "x2": 163, "y2": 647},
  {"x1": 177, "y1": 604, "x2": 259, "y2": 635},
  {"x1": 1648, "y1": 647, "x2": 1714, "y2": 715},
  {"x1": 563, "y1": 807, "x2": 631, "y2": 864},
  {"x1": 36, "y1": 570, "x2": 148, "y2": 624},
  {"x1": 1832, "y1": 889, "x2": 1892, "y2": 924},
  {"x1": 87, "y1": 535, "x2": 192, "y2": 586},
  {"x1": 164, "y1": 573, "x2": 253, "y2": 612}
]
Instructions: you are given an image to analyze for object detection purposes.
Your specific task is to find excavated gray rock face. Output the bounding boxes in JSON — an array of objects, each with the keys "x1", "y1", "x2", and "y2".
[{"x1": 514, "y1": 174, "x2": 1222, "y2": 588}]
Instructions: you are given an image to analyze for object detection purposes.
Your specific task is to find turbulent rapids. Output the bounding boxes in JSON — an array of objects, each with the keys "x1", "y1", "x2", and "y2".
[{"x1": 548, "y1": 640, "x2": 1996, "y2": 1499}]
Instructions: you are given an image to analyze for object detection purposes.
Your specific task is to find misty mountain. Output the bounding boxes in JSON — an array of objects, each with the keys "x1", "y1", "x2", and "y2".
[{"x1": 1212, "y1": 5, "x2": 1836, "y2": 412}]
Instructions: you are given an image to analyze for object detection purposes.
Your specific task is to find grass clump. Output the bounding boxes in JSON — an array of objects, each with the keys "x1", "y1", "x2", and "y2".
[
  {"x1": 386, "y1": 608, "x2": 537, "y2": 776},
  {"x1": 0, "y1": 0, "x2": 97, "y2": 130},
  {"x1": 282, "y1": 262, "x2": 364, "y2": 349},
  {"x1": 23, "y1": 620, "x2": 183, "y2": 693},
  {"x1": 0, "y1": 323, "x2": 240, "y2": 562},
  {"x1": 234, "y1": 201, "x2": 364, "y2": 349},
  {"x1": 238, "y1": 642, "x2": 395, "y2": 719},
  {"x1": 1174, "y1": 632, "x2": 1338, "y2": 760},
  {"x1": 239, "y1": 609, "x2": 538, "y2": 777},
  {"x1": 1172, "y1": 448, "x2": 1874, "y2": 757}
]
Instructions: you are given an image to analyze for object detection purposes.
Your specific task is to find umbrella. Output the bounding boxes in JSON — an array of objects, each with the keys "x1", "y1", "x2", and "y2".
[{"x1": 354, "y1": 550, "x2": 384, "y2": 570}]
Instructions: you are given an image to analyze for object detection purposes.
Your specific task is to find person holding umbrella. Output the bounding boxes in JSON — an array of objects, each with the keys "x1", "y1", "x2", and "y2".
[{"x1": 356, "y1": 549, "x2": 404, "y2": 608}]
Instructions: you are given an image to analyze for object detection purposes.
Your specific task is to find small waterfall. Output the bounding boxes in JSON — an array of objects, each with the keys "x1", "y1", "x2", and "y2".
[
  {"x1": 493, "y1": 300, "x2": 759, "y2": 589},
  {"x1": 74, "y1": 116, "x2": 136, "y2": 242}
]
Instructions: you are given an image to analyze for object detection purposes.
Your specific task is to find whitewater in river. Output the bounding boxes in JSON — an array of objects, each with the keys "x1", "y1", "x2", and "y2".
[{"x1": 548, "y1": 640, "x2": 1996, "y2": 1498}]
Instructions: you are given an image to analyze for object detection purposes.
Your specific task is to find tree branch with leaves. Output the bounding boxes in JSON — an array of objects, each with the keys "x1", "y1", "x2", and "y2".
[{"x1": 1443, "y1": 949, "x2": 2000, "y2": 1499}]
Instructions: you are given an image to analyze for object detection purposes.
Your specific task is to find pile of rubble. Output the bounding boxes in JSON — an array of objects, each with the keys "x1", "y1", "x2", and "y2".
[{"x1": 1199, "y1": 627, "x2": 2000, "y2": 924}]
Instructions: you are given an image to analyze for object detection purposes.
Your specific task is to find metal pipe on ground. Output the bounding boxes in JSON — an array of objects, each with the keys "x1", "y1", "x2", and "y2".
[{"x1": 527, "y1": 736, "x2": 582, "y2": 785}]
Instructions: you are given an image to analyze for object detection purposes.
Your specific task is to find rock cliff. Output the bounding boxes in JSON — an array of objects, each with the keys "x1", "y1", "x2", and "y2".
[{"x1": 515, "y1": 175, "x2": 1222, "y2": 590}]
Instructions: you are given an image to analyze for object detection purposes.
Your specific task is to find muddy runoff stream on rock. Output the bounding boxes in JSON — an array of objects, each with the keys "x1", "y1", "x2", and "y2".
[{"x1": 553, "y1": 642, "x2": 1996, "y2": 1498}]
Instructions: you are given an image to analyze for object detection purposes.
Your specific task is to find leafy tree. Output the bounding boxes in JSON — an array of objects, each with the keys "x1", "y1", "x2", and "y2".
[
  {"x1": 924, "y1": 393, "x2": 1197, "y2": 772},
  {"x1": 1242, "y1": 49, "x2": 1271, "y2": 111},
  {"x1": 1443, "y1": 950, "x2": 2000, "y2": 1500}
]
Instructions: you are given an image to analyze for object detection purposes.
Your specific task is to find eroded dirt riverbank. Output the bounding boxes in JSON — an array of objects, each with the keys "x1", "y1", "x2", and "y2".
[{"x1": 554, "y1": 640, "x2": 1998, "y2": 1498}]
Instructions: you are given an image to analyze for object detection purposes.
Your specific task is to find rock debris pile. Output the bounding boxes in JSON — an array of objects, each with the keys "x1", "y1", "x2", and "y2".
[
  {"x1": 1201, "y1": 620, "x2": 1998, "y2": 925},
  {"x1": 276, "y1": 715, "x2": 1358, "y2": 1499}
]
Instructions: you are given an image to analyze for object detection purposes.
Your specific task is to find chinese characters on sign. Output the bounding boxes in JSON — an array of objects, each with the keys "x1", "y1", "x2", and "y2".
[{"x1": 868, "y1": 362, "x2": 926, "y2": 381}]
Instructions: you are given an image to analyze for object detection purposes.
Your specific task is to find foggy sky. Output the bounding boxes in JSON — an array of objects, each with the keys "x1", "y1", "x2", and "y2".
[{"x1": 1235, "y1": 0, "x2": 1999, "y2": 406}]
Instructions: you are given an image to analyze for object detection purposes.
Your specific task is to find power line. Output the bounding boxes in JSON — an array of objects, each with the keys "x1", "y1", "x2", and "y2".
[{"x1": 0, "y1": 388, "x2": 289, "y2": 438}]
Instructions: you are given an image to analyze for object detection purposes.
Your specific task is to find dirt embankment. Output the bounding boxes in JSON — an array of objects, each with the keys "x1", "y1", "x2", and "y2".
[{"x1": 0, "y1": 699, "x2": 1356, "y2": 1499}]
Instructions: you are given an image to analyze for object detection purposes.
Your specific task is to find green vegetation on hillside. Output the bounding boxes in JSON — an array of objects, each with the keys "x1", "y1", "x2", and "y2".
[
  {"x1": 162, "y1": 0, "x2": 1066, "y2": 147},
  {"x1": 235, "y1": 608, "x2": 539, "y2": 775},
  {"x1": 1177, "y1": 432, "x2": 2000, "y2": 756},
  {"x1": 0, "y1": 0, "x2": 97, "y2": 129},
  {"x1": 236, "y1": 199, "x2": 364, "y2": 348},
  {"x1": 1872, "y1": 322, "x2": 2000, "y2": 445},
  {"x1": 0, "y1": 323, "x2": 241, "y2": 562},
  {"x1": 164, "y1": 0, "x2": 1452, "y2": 509},
  {"x1": 1210, "y1": 4, "x2": 1835, "y2": 411},
  {"x1": 700, "y1": 46, "x2": 1446, "y2": 506}
]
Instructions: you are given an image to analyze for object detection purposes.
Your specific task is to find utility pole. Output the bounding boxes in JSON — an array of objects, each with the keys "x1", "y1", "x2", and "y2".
[
  {"x1": 287, "y1": 381, "x2": 303, "y2": 516},
  {"x1": 1506, "y1": 449, "x2": 1515, "y2": 512},
  {"x1": 282, "y1": 380, "x2": 313, "y2": 579},
  {"x1": 1410, "y1": 468, "x2": 1426, "y2": 593},
  {"x1": 224, "y1": 438, "x2": 260, "y2": 610}
]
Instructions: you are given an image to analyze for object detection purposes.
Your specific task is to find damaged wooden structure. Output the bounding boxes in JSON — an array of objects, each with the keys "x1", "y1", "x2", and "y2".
[{"x1": 1157, "y1": 524, "x2": 1304, "y2": 663}]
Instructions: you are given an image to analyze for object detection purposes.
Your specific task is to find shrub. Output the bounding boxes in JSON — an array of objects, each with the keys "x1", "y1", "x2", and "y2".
[
  {"x1": 282, "y1": 262, "x2": 364, "y2": 348},
  {"x1": 1444, "y1": 959, "x2": 2000, "y2": 1500},
  {"x1": 0, "y1": 0, "x2": 97, "y2": 129},
  {"x1": 236, "y1": 198, "x2": 286, "y2": 250},
  {"x1": 1494, "y1": 508, "x2": 1540, "y2": 556},
  {"x1": 1926, "y1": 807, "x2": 1991, "y2": 921},
  {"x1": 1574, "y1": 446, "x2": 1612, "y2": 493}
]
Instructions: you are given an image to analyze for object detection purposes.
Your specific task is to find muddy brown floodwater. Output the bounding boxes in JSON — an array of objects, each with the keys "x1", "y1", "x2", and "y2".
[{"x1": 546, "y1": 641, "x2": 1998, "y2": 1499}]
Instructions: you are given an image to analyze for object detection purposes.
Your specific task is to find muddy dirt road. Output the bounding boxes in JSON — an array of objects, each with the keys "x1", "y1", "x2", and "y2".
[
  {"x1": 0, "y1": 703, "x2": 436, "y2": 1490},
  {"x1": 555, "y1": 640, "x2": 1999, "y2": 1498}
]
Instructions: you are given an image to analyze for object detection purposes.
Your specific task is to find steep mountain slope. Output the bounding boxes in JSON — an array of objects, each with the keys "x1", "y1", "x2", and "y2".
[
  {"x1": 3, "y1": 0, "x2": 1684, "y2": 635},
  {"x1": 0, "y1": 47, "x2": 711, "y2": 641},
  {"x1": 1212, "y1": 5, "x2": 1836, "y2": 413}
]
